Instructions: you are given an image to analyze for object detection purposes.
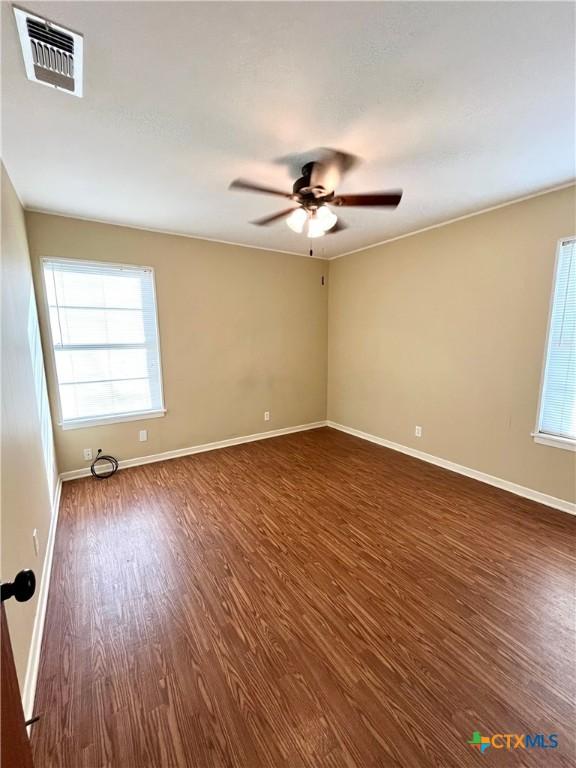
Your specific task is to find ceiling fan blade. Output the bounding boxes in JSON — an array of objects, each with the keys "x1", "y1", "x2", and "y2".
[
  {"x1": 326, "y1": 219, "x2": 347, "y2": 234},
  {"x1": 251, "y1": 208, "x2": 298, "y2": 226},
  {"x1": 230, "y1": 179, "x2": 292, "y2": 198},
  {"x1": 276, "y1": 148, "x2": 360, "y2": 181},
  {"x1": 332, "y1": 190, "x2": 403, "y2": 208},
  {"x1": 310, "y1": 149, "x2": 360, "y2": 191}
]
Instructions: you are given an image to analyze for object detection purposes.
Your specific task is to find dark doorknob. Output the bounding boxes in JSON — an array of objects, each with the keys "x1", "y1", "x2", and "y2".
[{"x1": 1, "y1": 570, "x2": 36, "y2": 603}]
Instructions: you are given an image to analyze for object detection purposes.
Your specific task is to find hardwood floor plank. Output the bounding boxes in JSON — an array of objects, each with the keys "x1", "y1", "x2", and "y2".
[{"x1": 32, "y1": 428, "x2": 575, "y2": 767}]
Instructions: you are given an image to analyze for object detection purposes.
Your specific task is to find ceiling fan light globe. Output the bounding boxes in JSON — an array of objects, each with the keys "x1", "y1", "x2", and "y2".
[
  {"x1": 307, "y1": 217, "x2": 326, "y2": 238},
  {"x1": 287, "y1": 207, "x2": 308, "y2": 233},
  {"x1": 315, "y1": 205, "x2": 337, "y2": 231}
]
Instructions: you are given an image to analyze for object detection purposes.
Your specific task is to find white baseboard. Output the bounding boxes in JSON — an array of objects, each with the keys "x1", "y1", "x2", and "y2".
[
  {"x1": 22, "y1": 476, "x2": 62, "y2": 722},
  {"x1": 327, "y1": 421, "x2": 576, "y2": 516},
  {"x1": 25, "y1": 419, "x2": 572, "y2": 722},
  {"x1": 60, "y1": 419, "x2": 575, "y2": 515},
  {"x1": 60, "y1": 421, "x2": 329, "y2": 481}
]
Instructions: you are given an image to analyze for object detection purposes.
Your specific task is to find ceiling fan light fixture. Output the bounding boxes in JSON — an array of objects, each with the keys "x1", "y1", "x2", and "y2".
[
  {"x1": 230, "y1": 149, "x2": 402, "y2": 237},
  {"x1": 287, "y1": 207, "x2": 308, "y2": 233}
]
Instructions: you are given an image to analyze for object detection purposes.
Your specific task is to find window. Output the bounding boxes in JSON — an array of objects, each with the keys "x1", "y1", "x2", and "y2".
[
  {"x1": 534, "y1": 238, "x2": 576, "y2": 450},
  {"x1": 42, "y1": 259, "x2": 165, "y2": 429}
]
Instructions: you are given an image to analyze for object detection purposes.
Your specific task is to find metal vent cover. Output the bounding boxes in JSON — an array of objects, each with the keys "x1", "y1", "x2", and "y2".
[{"x1": 13, "y1": 6, "x2": 83, "y2": 97}]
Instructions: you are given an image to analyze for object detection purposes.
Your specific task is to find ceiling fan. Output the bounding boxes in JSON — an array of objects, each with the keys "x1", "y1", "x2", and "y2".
[{"x1": 229, "y1": 148, "x2": 403, "y2": 238}]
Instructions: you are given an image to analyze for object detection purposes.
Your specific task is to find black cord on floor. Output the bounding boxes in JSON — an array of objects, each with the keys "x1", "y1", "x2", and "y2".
[
  {"x1": 25, "y1": 715, "x2": 40, "y2": 727},
  {"x1": 90, "y1": 449, "x2": 119, "y2": 479}
]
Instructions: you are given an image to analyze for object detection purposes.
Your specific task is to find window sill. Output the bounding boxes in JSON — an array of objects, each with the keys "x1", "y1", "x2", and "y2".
[
  {"x1": 532, "y1": 433, "x2": 576, "y2": 451},
  {"x1": 60, "y1": 409, "x2": 166, "y2": 431}
]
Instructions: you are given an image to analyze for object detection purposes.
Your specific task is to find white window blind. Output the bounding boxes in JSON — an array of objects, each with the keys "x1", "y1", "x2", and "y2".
[
  {"x1": 43, "y1": 259, "x2": 164, "y2": 428},
  {"x1": 537, "y1": 238, "x2": 576, "y2": 443}
]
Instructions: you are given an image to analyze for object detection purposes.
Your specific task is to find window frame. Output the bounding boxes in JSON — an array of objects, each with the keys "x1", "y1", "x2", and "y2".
[
  {"x1": 533, "y1": 237, "x2": 576, "y2": 452},
  {"x1": 40, "y1": 257, "x2": 166, "y2": 430}
]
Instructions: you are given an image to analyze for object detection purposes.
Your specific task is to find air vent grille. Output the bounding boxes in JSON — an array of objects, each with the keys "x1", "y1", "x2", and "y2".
[
  {"x1": 13, "y1": 7, "x2": 83, "y2": 97},
  {"x1": 27, "y1": 20, "x2": 74, "y2": 79},
  {"x1": 27, "y1": 19, "x2": 74, "y2": 52}
]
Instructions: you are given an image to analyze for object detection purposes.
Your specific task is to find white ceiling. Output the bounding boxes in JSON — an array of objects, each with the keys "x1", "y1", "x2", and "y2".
[{"x1": 2, "y1": 1, "x2": 575, "y2": 258}]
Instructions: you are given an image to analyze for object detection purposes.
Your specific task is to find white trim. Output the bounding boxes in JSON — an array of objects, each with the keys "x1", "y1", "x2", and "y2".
[
  {"x1": 532, "y1": 236, "x2": 576, "y2": 445},
  {"x1": 533, "y1": 237, "x2": 564, "y2": 440},
  {"x1": 532, "y1": 433, "x2": 576, "y2": 451},
  {"x1": 26, "y1": 184, "x2": 575, "y2": 263},
  {"x1": 25, "y1": 208, "x2": 324, "y2": 259},
  {"x1": 21, "y1": 421, "x2": 574, "y2": 726},
  {"x1": 41, "y1": 255, "x2": 157, "y2": 273},
  {"x1": 60, "y1": 408, "x2": 166, "y2": 430},
  {"x1": 22, "y1": 477, "x2": 62, "y2": 723},
  {"x1": 329, "y1": 182, "x2": 576, "y2": 260},
  {"x1": 327, "y1": 421, "x2": 576, "y2": 516},
  {"x1": 60, "y1": 421, "x2": 328, "y2": 480},
  {"x1": 40, "y1": 257, "x2": 167, "y2": 429}
]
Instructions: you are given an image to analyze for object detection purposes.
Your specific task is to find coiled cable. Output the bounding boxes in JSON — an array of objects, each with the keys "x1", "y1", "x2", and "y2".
[{"x1": 90, "y1": 449, "x2": 119, "y2": 479}]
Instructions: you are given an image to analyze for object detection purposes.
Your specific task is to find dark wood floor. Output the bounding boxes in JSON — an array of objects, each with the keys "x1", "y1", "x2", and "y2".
[{"x1": 32, "y1": 427, "x2": 575, "y2": 767}]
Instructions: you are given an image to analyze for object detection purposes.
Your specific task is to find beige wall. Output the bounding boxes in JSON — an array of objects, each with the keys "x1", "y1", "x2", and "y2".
[
  {"x1": 328, "y1": 186, "x2": 576, "y2": 503},
  {"x1": 18, "y1": 187, "x2": 576, "y2": 503},
  {"x1": 1, "y1": 166, "x2": 55, "y2": 689},
  {"x1": 25, "y1": 213, "x2": 328, "y2": 473}
]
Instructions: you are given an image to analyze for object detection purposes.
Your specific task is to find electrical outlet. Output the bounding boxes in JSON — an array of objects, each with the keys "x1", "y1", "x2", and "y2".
[
  {"x1": 32, "y1": 528, "x2": 39, "y2": 557},
  {"x1": 83, "y1": 448, "x2": 93, "y2": 461},
  {"x1": 415, "y1": 426, "x2": 422, "y2": 438},
  {"x1": 139, "y1": 429, "x2": 148, "y2": 442},
  {"x1": 264, "y1": 411, "x2": 270, "y2": 422}
]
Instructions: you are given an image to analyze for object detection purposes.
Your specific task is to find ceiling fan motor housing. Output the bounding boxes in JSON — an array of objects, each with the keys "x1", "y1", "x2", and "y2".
[{"x1": 293, "y1": 162, "x2": 333, "y2": 205}]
